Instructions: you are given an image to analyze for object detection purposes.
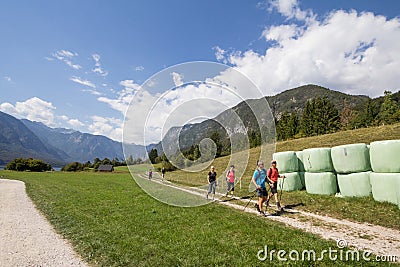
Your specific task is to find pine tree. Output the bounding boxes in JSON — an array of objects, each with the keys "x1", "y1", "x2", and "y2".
[
  {"x1": 301, "y1": 97, "x2": 340, "y2": 136},
  {"x1": 378, "y1": 91, "x2": 399, "y2": 125}
]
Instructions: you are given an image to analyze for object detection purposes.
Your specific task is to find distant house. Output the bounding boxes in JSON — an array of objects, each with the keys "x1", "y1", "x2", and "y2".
[{"x1": 98, "y1": 164, "x2": 114, "y2": 172}]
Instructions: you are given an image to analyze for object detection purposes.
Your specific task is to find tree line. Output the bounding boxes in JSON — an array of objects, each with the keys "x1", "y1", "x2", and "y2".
[{"x1": 276, "y1": 91, "x2": 400, "y2": 140}]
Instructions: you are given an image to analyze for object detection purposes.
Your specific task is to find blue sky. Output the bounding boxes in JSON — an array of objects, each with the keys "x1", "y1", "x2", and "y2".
[{"x1": 1, "y1": 0, "x2": 399, "y2": 143}]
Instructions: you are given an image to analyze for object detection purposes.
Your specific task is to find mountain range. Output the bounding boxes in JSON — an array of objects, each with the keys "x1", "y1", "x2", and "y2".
[
  {"x1": 154, "y1": 84, "x2": 372, "y2": 155},
  {"x1": 1, "y1": 84, "x2": 394, "y2": 166},
  {"x1": 0, "y1": 112, "x2": 147, "y2": 166}
]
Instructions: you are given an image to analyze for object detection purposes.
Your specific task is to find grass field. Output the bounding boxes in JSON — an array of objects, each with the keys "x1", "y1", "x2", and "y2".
[{"x1": 2, "y1": 170, "x2": 395, "y2": 266}]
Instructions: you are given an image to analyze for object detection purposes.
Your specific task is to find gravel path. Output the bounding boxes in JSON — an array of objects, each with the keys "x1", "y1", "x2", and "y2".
[{"x1": 0, "y1": 179, "x2": 88, "y2": 267}]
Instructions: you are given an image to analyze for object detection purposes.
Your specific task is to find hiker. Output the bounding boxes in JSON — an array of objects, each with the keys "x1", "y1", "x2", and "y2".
[
  {"x1": 226, "y1": 165, "x2": 235, "y2": 197},
  {"x1": 148, "y1": 169, "x2": 152, "y2": 180},
  {"x1": 267, "y1": 160, "x2": 285, "y2": 211},
  {"x1": 206, "y1": 166, "x2": 217, "y2": 200},
  {"x1": 161, "y1": 167, "x2": 166, "y2": 181},
  {"x1": 252, "y1": 161, "x2": 268, "y2": 215}
]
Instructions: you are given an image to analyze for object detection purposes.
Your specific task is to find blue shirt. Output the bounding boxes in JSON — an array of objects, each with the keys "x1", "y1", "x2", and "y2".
[{"x1": 253, "y1": 168, "x2": 267, "y2": 189}]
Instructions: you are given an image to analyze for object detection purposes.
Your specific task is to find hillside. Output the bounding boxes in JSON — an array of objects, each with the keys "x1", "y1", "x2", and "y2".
[
  {"x1": 0, "y1": 111, "x2": 65, "y2": 165},
  {"x1": 155, "y1": 84, "x2": 371, "y2": 155},
  {"x1": 266, "y1": 84, "x2": 369, "y2": 118}
]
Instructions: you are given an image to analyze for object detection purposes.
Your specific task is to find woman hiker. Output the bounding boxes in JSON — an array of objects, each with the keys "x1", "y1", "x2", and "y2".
[
  {"x1": 225, "y1": 165, "x2": 235, "y2": 197},
  {"x1": 206, "y1": 166, "x2": 217, "y2": 200}
]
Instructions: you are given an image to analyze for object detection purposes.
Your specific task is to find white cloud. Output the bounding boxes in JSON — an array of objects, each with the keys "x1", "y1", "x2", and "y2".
[
  {"x1": 81, "y1": 89, "x2": 102, "y2": 96},
  {"x1": 97, "y1": 80, "x2": 141, "y2": 114},
  {"x1": 67, "y1": 118, "x2": 84, "y2": 128},
  {"x1": 70, "y1": 76, "x2": 96, "y2": 88},
  {"x1": 268, "y1": 0, "x2": 314, "y2": 22},
  {"x1": 4, "y1": 76, "x2": 12, "y2": 82},
  {"x1": 171, "y1": 72, "x2": 184, "y2": 87},
  {"x1": 135, "y1": 66, "x2": 144, "y2": 71},
  {"x1": 51, "y1": 50, "x2": 82, "y2": 70},
  {"x1": 0, "y1": 97, "x2": 56, "y2": 126},
  {"x1": 226, "y1": 9, "x2": 400, "y2": 97},
  {"x1": 91, "y1": 53, "x2": 108, "y2": 76},
  {"x1": 213, "y1": 46, "x2": 227, "y2": 64},
  {"x1": 88, "y1": 115, "x2": 123, "y2": 141}
]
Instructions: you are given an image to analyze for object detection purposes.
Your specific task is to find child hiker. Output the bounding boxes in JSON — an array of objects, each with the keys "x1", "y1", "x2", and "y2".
[
  {"x1": 225, "y1": 165, "x2": 235, "y2": 197},
  {"x1": 252, "y1": 161, "x2": 268, "y2": 216},
  {"x1": 267, "y1": 160, "x2": 285, "y2": 211}
]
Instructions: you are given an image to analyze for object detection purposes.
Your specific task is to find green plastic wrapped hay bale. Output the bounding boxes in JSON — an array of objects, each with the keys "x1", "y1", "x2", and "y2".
[
  {"x1": 272, "y1": 151, "x2": 298, "y2": 173},
  {"x1": 370, "y1": 140, "x2": 400, "y2": 173},
  {"x1": 370, "y1": 172, "x2": 400, "y2": 205},
  {"x1": 305, "y1": 172, "x2": 337, "y2": 195},
  {"x1": 337, "y1": 172, "x2": 371, "y2": 197},
  {"x1": 296, "y1": 151, "x2": 305, "y2": 172},
  {"x1": 302, "y1": 148, "x2": 334, "y2": 173},
  {"x1": 277, "y1": 172, "x2": 303, "y2": 191},
  {"x1": 331, "y1": 143, "x2": 371, "y2": 174}
]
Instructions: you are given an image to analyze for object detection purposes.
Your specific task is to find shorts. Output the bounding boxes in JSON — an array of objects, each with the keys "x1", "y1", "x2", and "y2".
[
  {"x1": 208, "y1": 181, "x2": 216, "y2": 194},
  {"x1": 270, "y1": 182, "x2": 278, "y2": 194},
  {"x1": 256, "y1": 188, "x2": 268, "y2": 197},
  {"x1": 227, "y1": 182, "x2": 234, "y2": 192}
]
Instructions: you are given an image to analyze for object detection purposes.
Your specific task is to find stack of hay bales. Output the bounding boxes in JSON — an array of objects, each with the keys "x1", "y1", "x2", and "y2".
[
  {"x1": 302, "y1": 148, "x2": 337, "y2": 195},
  {"x1": 369, "y1": 140, "x2": 400, "y2": 206},
  {"x1": 272, "y1": 151, "x2": 303, "y2": 191},
  {"x1": 331, "y1": 143, "x2": 371, "y2": 197}
]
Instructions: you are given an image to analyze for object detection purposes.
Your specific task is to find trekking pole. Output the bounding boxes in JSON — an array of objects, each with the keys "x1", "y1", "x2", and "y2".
[
  {"x1": 243, "y1": 190, "x2": 257, "y2": 211},
  {"x1": 279, "y1": 176, "x2": 285, "y2": 203}
]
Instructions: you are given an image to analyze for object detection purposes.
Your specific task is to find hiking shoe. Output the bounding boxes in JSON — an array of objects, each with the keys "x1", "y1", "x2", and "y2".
[
  {"x1": 206, "y1": 194, "x2": 209, "y2": 199},
  {"x1": 277, "y1": 202, "x2": 282, "y2": 211},
  {"x1": 259, "y1": 211, "x2": 267, "y2": 216},
  {"x1": 254, "y1": 203, "x2": 261, "y2": 212}
]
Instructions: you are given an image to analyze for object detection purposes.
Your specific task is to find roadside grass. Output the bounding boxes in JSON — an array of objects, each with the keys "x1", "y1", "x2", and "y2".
[
  {"x1": 1, "y1": 170, "x2": 392, "y2": 266},
  {"x1": 158, "y1": 123, "x2": 400, "y2": 230}
]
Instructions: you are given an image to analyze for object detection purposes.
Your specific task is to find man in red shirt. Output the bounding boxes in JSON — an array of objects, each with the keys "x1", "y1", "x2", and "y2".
[{"x1": 267, "y1": 160, "x2": 285, "y2": 211}]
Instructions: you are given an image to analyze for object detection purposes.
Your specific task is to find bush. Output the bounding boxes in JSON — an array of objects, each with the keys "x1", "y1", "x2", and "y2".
[
  {"x1": 61, "y1": 162, "x2": 84, "y2": 172},
  {"x1": 5, "y1": 158, "x2": 52, "y2": 172}
]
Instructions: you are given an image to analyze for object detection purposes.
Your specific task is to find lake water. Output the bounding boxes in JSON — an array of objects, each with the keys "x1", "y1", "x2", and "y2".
[{"x1": 0, "y1": 165, "x2": 62, "y2": 171}]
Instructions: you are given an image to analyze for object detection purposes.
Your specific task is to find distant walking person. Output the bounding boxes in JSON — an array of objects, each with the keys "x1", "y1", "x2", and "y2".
[
  {"x1": 252, "y1": 161, "x2": 268, "y2": 215},
  {"x1": 161, "y1": 167, "x2": 166, "y2": 181},
  {"x1": 148, "y1": 169, "x2": 153, "y2": 180},
  {"x1": 207, "y1": 166, "x2": 217, "y2": 200},
  {"x1": 267, "y1": 160, "x2": 285, "y2": 211},
  {"x1": 226, "y1": 165, "x2": 235, "y2": 197}
]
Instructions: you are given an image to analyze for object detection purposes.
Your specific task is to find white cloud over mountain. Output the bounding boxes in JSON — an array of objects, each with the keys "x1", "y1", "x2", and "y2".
[{"x1": 224, "y1": 0, "x2": 400, "y2": 97}]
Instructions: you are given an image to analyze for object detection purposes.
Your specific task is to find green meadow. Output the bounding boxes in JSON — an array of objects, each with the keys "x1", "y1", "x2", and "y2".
[
  {"x1": 1, "y1": 123, "x2": 399, "y2": 266},
  {"x1": 1, "y1": 170, "x2": 395, "y2": 266}
]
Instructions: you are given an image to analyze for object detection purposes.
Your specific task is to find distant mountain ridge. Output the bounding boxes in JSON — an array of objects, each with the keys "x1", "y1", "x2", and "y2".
[{"x1": 0, "y1": 111, "x2": 147, "y2": 165}]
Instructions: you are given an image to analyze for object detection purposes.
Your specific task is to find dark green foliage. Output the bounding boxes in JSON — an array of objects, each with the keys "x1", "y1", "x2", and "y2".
[
  {"x1": 62, "y1": 162, "x2": 85, "y2": 172},
  {"x1": 5, "y1": 158, "x2": 52, "y2": 172},
  {"x1": 276, "y1": 111, "x2": 299, "y2": 140},
  {"x1": 301, "y1": 97, "x2": 340, "y2": 136},
  {"x1": 377, "y1": 91, "x2": 400, "y2": 125},
  {"x1": 248, "y1": 130, "x2": 261, "y2": 148},
  {"x1": 210, "y1": 131, "x2": 223, "y2": 157},
  {"x1": 148, "y1": 148, "x2": 159, "y2": 164}
]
